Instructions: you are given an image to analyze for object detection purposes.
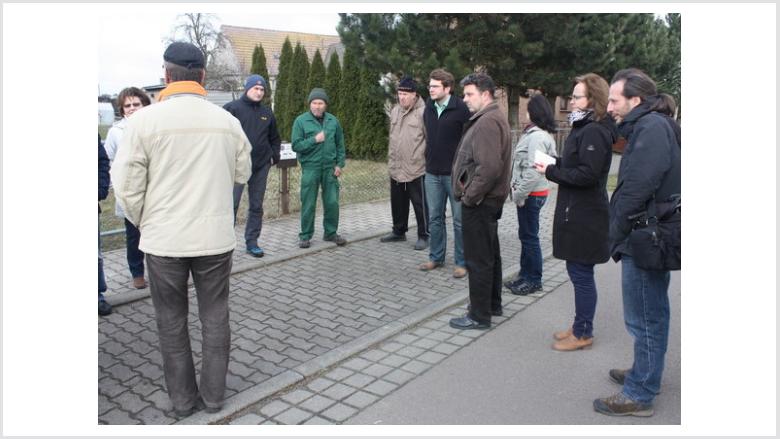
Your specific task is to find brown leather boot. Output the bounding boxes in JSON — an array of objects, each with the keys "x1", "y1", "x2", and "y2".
[
  {"x1": 553, "y1": 327, "x2": 573, "y2": 341},
  {"x1": 552, "y1": 334, "x2": 593, "y2": 351}
]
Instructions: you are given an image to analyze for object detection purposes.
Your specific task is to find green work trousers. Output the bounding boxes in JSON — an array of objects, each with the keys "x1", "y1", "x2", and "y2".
[{"x1": 299, "y1": 165, "x2": 340, "y2": 240}]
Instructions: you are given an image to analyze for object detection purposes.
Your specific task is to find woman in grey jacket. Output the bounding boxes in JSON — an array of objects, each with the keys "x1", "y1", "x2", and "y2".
[{"x1": 506, "y1": 94, "x2": 558, "y2": 295}]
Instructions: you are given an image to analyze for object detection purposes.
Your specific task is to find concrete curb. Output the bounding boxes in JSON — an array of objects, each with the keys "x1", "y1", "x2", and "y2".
[{"x1": 175, "y1": 246, "x2": 555, "y2": 424}]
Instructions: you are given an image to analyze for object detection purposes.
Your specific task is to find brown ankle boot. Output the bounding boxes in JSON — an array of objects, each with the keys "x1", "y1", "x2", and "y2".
[
  {"x1": 553, "y1": 327, "x2": 573, "y2": 341},
  {"x1": 552, "y1": 334, "x2": 593, "y2": 351}
]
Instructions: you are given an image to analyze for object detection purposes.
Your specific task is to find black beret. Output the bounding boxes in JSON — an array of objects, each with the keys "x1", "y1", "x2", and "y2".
[
  {"x1": 163, "y1": 42, "x2": 205, "y2": 69},
  {"x1": 397, "y1": 76, "x2": 417, "y2": 93}
]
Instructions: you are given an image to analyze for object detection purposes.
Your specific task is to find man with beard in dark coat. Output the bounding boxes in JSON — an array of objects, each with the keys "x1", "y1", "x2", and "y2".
[
  {"x1": 224, "y1": 74, "x2": 281, "y2": 258},
  {"x1": 593, "y1": 68, "x2": 681, "y2": 418}
]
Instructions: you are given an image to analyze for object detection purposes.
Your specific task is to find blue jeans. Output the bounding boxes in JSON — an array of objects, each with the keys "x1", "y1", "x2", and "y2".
[
  {"x1": 424, "y1": 172, "x2": 464, "y2": 267},
  {"x1": 566, "y1": 261, "x2": 597, "y2": 338},
  {"x1": 516, "y1": 195, "x2": 546, "y2": 285},
  {"x1": 98, "y1": 215, "x2": 107, "y2": 299},
  {"x1": 233, "y1": 161, "x2": 271, "y2": 248},
  {"x1": 124, "y1": 218, "x2": 144, "y2": 278},
  {"x1": 621, "y1": 254, "x2": 671, "y2": 403}
]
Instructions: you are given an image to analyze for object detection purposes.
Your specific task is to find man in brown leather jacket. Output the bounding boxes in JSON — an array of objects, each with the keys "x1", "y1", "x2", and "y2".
[{"x1": 449, "y1": 73, "x2": 512, "y2": 330}]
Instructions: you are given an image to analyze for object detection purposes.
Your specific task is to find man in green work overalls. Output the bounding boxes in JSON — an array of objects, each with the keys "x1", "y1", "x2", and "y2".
[{"x1": 292, "y1": 88, "x2": 348, "y2": 249}]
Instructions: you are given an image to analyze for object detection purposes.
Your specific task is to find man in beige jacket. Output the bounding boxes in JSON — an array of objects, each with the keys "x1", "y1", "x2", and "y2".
[
  {"x1": 380, "y1": 76, "x2": 429, "y2": 251},
  {"x1": 111, "y1": 42, "x2": 251, "y2": 418}
]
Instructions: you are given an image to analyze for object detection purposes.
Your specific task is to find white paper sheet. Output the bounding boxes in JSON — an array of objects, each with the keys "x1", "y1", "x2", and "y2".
[{"x1": 534, "y1": 150, "x2": 556, "y2": 166}]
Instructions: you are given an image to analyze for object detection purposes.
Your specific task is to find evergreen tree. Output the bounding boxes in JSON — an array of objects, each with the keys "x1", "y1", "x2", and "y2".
[
  {"x1": 274, "y1": 37, "x2": 294, "y2": 140},
  {"x1": 338, "y1": 46, "x2": 361, "y2": 155},
  {"x1": 324, "y1": 53, "x2": 342, "y2": 117},
  {"x1": 352, "y1": 66, "x2": 389, "y2": 160},
  {"x1": 306, "y1": 49, "x2": 327, "y2": 95},
  {"x1": 287, "y1": 42, "x2": 311, "y2": 128},
  {"x1": 250, "y1": 44, "x2": 271, "y2": 106}
]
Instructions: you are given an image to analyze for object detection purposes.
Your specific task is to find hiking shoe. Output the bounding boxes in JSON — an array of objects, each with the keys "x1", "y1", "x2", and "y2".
[
  {"x1": 609, "y1": 368, "x2": 629, "y2": 385},
  {"x1": 98, "y1": 299, "x2": 113, "y2": 316},
  {"x1": 413, "y1": 237, "x2": 429, "y2": 250},
  {"x1": 246, "y1": 246, "x2": 265, "y2": 258},
  {"x1": 324, "y1": 234, "x2": 347, "y2": 246},
  {"x1": 509, "y1": 282, "x2": 542, "y2": 296},
  {"x1": 609, "y1": 368, "x2": 661, "y2": 394},
  {"x1": 298, "y1": 239, "x2": 311, "y2": 249},
  {"x1": 593, "y1": 392, "x2": 654, "y2": 417},
  {"x1": 503, "y1": 277, "x2": 525, "y2": 290},
  {"x1": 449, "y1": 314, "x2": 490, "y2": 330},
  {"x1": 380, "y1": 232, "x2": 406, "y2": 242}
]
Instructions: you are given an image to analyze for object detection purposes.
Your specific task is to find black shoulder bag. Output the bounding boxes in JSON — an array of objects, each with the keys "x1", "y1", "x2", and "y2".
[{"x1": 628, "y1": 194, "x2": 681, "y2": 271}]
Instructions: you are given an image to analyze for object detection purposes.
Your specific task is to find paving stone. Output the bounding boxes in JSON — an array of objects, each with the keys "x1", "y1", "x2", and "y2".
[
  {"x1": 281, "y1": 389, "x2": 314, "y2": 405},
  {"x1": 324, "y1": 367, "x2": 353, "y2": 382},
  {"x1": 135, "y1": 406, "x2": 175, "y2": 425},
  {"x1": 342, "y1": 372, "x2": 375, "y2": 389},
  {"x1": 144, "y1": 389, "x2": 172, "y2": 411},
  {"x1": 230, "y1": 413, "x2": 266, "y2": 425},
  {"x1": 378, "y1": 353, "x2": 409, "y2": 368},
  {"x1": 379, "y1": 341, "x2": 405, "y2": 353},
  {"x1": 114, "y1": 390, "x2": 147, "y2": 414},
  {"x1": 274, "y1": 407, "x2": 313, "y2": 425},
  {"x1": 362, "y1": 363, "x2": 393, "y2": 378},
  {"x1": 105, "y1": 363, "x2": 136, "y2": 383},
  {"x1": 99, "y1": 376, "x2": 128, "y2": 398},
  {"x1": 417, "y1": 351, "x2": 447, "y2": 365},
  {"x1": 321, "y1": 382, "x2": 357, "y2": 401},
  {"x1": 342, "y1": 391, "x2": 379, "y2": 409},
  {"x1": 400, "y1": 359, "x2": 431, "y2": 375},
  {"x1": 395, "y1": 345, "x2": 425, "y2": 359},
  {"x1": 363, "y1": 379, "x2": 398, "y2": 397},
  {"x1": 299, "y1": 394, "x2": 337, "y2": 413},
  {"x1": 342, "y1": 357, "x2": 372, "y2": 371},
  {"x1": 393, "y1": 333, "x2": 419, "y2": 345},
  {"x1": 306, "y1": 377, "x2": 336, "y2": 392},
  {"x1": 259, "y1": 400, "x2": 291, "y2": 418},
  {"x1": 136, "y1": 362, "x2": 164, "y2": 382},
  {"x1": 303, "y1": 416, "x2": 333, "y2": 425},
  {"x1": 320, "y1": 403, "x2": 358, "y2": 423},
  {"x1": 101, "y1": 408, "x2": 140, "y2": 425},
  {"x1": 431, "y1": 342, "x2": 460, "y2": 355},
  {"x1": 383, "y1": 369, "x2": 416, "y2": 386},
  {"x1": 412, "y1": 337, "x2": 439, "y2": 350},
  {"x1": 447, "y1": 335, "x2": 473, "y2": 346},
  {"x1": 358, "y1": 349, "x2": 388, "y2": 362}
]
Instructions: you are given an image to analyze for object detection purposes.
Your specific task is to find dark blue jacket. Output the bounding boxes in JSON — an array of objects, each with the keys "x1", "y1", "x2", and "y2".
[
  {"x1": 609, "y1": 102, "x2": 681, "y2": 260},
  {"x1": 545, "y1": 116, "x2": 616, "y2": 264},
  {"x1": 98, "y1": 135, "x2": 110, "y2": 212},
  {"x1": 423, "y1": 95, "x2": 470, "y2": 175},
  {"x1": 224, "y1": 94, "x2": 281, "y2": 171}
]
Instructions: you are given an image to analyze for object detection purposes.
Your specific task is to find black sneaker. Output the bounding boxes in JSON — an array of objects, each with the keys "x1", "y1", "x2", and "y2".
[
  {"x1": 324, "y1": 234, "x2": 347, "y2": 246},
  {"x1": 98, "y1": 299, "x2": 113, "y2": 316},
  {"x1": 413, "y1": 237, "x2": 429, "y2": 250},
  {"x1": 298, "y1": 239, "x2": 311, "y2": 249},
  {"x1": 380, "y1": 232, "x2": 406, "y2": 242},
  {"x1": 503, "y1": 278, "x2": 525, "y2": 290},
  {"x1": 510, "y1": 282, "x2": 542, "y2": 296}
]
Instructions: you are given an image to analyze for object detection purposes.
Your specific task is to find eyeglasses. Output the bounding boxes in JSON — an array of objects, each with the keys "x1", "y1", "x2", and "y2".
[
  {"x1": 123, "y1": 102, "x2": 143, "y2": 109},
  {"x1": 569, "y1": 94, "x2": 586, "y2": 101}
]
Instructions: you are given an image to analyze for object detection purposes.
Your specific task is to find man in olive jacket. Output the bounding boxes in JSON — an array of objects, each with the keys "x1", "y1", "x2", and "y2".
[
  {"x1": 449, "y1": 73, "x2": 512, "y2": 330},
  {"x1": 292, "y1": 88, "x2": 347, "y2": 248}
]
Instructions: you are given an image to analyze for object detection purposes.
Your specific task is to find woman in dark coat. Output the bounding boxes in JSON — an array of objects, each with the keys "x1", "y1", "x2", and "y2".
[{"x1": 535, "y1": 73, "x2": 616, "y2": 351}]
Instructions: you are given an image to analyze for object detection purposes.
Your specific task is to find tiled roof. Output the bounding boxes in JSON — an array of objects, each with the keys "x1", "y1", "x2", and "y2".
[{"x1": 222, "y1": 25, "x2": 341, "y2": 77}]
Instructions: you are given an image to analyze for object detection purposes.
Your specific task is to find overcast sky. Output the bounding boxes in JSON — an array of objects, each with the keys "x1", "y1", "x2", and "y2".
[{"x1": 98, "y1": 11, "x2": 339, "y2": 96}]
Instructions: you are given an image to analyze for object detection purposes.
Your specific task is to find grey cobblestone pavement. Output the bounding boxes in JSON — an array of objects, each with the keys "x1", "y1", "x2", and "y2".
[
  {"x1": 221, "y1": 257, "x2": 570, "y2": 426},
  {"x1": 98, "y1": 187, "x2": 557, "y2": 425}
]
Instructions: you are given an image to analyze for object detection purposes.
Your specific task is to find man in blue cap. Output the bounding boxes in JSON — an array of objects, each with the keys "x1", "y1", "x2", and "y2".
[{"x1": 224, "y1": 74, "x2": 281, "y2": 257}]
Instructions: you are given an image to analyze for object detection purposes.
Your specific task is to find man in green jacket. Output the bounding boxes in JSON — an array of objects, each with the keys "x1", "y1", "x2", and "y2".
[{"x1": 292, "y1": 88, "x2": 347, "y2": 248}]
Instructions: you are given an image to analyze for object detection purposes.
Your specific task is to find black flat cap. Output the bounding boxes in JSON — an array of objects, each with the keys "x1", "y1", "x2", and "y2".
[{"x1": 163, "y1": 42, "x2": 205, "y2": 69}]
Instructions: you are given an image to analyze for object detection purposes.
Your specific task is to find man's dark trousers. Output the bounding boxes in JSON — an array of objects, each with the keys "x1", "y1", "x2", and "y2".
[
  {"x1": 462, "y1": 202, "x2": 503, "y2": 324},
  {"x1": 390, "y1": 175, "x2": 428, "y2": 238},
  {"x1": 146, "y1": 250, "x2": 233, "y2": 413},
  {"x1": 233, "y1": 161, "x2": 271, "y2": 247}
]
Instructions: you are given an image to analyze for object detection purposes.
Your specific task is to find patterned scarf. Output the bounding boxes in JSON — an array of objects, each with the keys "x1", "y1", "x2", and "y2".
[{"x1": 568, "y1": 109, "x2": 593, "y2": 126}]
